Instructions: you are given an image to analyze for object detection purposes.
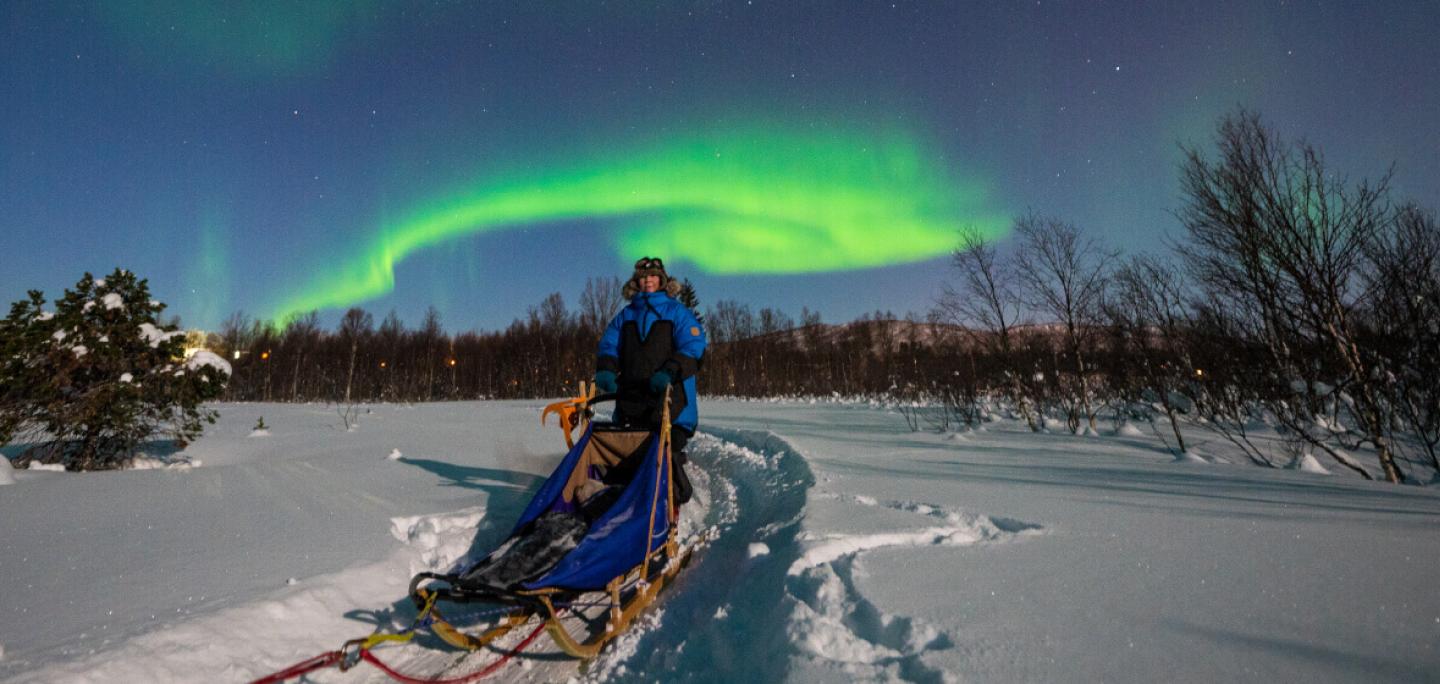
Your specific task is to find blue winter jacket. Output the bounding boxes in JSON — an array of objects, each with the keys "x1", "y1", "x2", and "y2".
[{"x1": 596, "y1": 292, "x2": 706, "y2": 431}]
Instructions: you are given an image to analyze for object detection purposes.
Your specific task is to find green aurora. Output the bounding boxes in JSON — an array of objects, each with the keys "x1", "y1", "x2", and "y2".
[{"x1": 272, "y1": 125, "x2": 1008, "y2": 322}]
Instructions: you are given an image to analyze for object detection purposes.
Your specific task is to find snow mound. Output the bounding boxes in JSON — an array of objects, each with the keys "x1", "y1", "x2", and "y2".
[
  {"x1": 129, "y1": 455, "x2": 200, "y2": 470},
  {"x1": 787, "y1": 558, "x2": 954, "y2": 678},
  {"x1": 0, "y1": 459, "x2": 14, "y2": 485},
  {"x1": 692, "y1": 433, "x2": 772, "y2": 470},
  {"x1": 1115, "y1": 422, "x2": 1146, "y2": 437},
  {"x1": 389, "y1": 506, "x2": 487, "y2": 575},
  {"x1": 386, "y1": 448, "x2": 403, "y2": 461},
  {"x1": 28, "y1": 462, "x2": 65, "y2": 472},
  {"x1": 1287, "y1": 453, "x2": 1331, "y2": 475},
  {"x1": 790, "y1": 524, "x2": 1002, "y2": 574},
  {"x1": 748, "y1": 542, "x2": 771, "y2": 558},
  {"x1": 246, "y1": 428, "x2": 271, "y2": 438},
  {"x1": 1175, "y1": 449, "x2": 1209, "y2": 464}
]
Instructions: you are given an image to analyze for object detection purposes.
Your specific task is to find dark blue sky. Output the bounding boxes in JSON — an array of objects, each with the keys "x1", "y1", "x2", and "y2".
[{"x1": 3, "y1": 1, "x2": 1437, "y2": 332}]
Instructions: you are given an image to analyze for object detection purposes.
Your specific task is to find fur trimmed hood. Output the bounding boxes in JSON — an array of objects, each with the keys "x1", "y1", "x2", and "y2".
[
  {"x1": 622, "y1": 256, "x2": 682, "y2": 298},
  {"x1": 622, "y1": 274, "x2": 682, "y2": 299}
]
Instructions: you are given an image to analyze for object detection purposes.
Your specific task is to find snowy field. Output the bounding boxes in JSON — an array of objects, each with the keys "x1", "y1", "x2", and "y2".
[{"x1": 2, "y1": 399, "x2": 1438, "y2": 682}]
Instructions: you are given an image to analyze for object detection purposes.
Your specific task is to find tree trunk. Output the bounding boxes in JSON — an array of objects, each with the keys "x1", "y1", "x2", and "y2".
[
  {"x1": 1163, "y1": 400, "x2": 1187, "y2": 453},
  {"x1": 1328, "y1": 319, "x2": 1403, "y2": 483},
  {"x1": 290, "y1": 352, "x2": 303, "y2": 401},
  {"x1": 344, "y1": 339, "x2": 357, "y2": 404}
]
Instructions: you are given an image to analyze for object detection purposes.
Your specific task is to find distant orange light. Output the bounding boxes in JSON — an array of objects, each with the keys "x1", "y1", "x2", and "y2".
[
  {"x1": 260, "y1": 350, "x2": 270, "y2": 360},
  {"x1": 448, "y1": 359, "x2": 456, "y2": 367},
  {"x1": 380, "y1": 361, "x2": 388, "y2": 369},
  {"x1": 1194, "y1": 368, "x2": 1205, "y2": 378}
]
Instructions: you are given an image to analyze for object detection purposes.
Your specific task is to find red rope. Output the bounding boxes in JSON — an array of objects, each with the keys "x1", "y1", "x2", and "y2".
[
  {"x1": 359, "y1": 621, "x2": 547, "y2": 684},
  {"x1": 248, "y1": 650, "x2": 343, "y2": 684},
  {"x1": 249, "y1": 618, "x2": 545, "y2": 684}
]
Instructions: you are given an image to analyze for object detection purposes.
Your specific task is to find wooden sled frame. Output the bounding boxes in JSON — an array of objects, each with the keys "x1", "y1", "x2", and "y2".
[{"x1": 534, "y1": 539, "x2": 693, "y2": 658}]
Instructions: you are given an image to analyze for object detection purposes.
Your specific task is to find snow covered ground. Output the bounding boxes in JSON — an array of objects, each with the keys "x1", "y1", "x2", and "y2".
[{"x1": 2, "y1": 400, "x2": 1437, "y2": 682}]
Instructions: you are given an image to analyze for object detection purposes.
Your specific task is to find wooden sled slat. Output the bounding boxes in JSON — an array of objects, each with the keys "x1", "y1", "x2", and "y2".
[{"x1": 539, "y1": 544, "x2": 694, "y2": 659}]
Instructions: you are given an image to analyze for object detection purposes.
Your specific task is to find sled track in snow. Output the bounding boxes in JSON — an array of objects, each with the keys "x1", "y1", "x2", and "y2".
[
  {"x1": 573, "y1": 427, "x2": 816, "y2": 681},
  {"x1": 575, "y1": 427, "x2": 1045, "y2": 683},
  {"x1": 491, "y1": 427, "x2": 1044, "y2": 683}
]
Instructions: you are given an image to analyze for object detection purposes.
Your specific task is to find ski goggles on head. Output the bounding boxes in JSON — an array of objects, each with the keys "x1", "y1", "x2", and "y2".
[{"x1": 634, "y1": 257, "x2": 665, "y2": 271}]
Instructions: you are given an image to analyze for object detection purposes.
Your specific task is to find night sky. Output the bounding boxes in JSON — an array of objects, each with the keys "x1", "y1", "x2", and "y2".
[{"x1": 3, "y1": 1, "x2": 1437, "y2": 332}]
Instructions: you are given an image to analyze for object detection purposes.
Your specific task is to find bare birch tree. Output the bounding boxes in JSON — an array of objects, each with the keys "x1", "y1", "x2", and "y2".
[
  {"x1": 579, "y1": 276, "x2": 623, "y2": 337},
  {"x1": 337, "y1": 307, "x2": 373, "y2": 405},
  {"x1": 282, "y1": 311, "x2": 320, "y2": 401},
  {"x1": 1361, "y1": 203, "x2": 1440, "y2": 474},
  {"x1": 1013, "y1": 213, "x2": 1116, "y2": 433},
  {"x1": 1106, "y1": 254, "x2": 1194, "y2": 452},
  {"x1": 1177, "y1": 109, "x2": 1403, "y2": 482},
  {"x1": 935, "y1": 225, "x2": 1037, "y2": 430}
]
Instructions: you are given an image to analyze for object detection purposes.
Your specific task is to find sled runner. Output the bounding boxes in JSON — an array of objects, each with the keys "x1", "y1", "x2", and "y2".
[{"x1": 407, "y1": 383, "x2": 695, "y2": 659}]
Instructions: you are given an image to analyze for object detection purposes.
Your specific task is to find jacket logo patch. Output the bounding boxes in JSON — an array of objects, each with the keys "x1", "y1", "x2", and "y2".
[{"x1": 690, "y1": 326, "x2": 700, "y2": 336}]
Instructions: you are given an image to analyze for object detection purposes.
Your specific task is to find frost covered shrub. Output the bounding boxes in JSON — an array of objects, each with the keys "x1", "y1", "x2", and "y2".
[{"x1": 0, "y1": 269, "x2": 229, "y2": 470}]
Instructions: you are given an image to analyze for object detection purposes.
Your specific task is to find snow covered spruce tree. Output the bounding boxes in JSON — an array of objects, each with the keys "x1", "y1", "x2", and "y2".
[{"x1": 0, "y1": 269, "x2": 229, "y2": 470}]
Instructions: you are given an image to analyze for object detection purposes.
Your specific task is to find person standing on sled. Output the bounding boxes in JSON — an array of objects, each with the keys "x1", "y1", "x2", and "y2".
[{"x1": 593, "y1": 256, "x2": 706, "y2": 505}]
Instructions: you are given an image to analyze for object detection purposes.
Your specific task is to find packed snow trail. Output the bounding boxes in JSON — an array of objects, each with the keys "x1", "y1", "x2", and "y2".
[
  {"x1": 575, "y1": 428, "x2": 814, "y2": 681},
  {"x1": 6, "y1": 400, "x2": 1439, "y2": 682}
]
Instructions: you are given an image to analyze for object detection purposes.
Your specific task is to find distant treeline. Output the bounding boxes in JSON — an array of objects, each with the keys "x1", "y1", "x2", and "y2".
[
  {"x1": 213, "y1": 278, "x2": 918, "y2": 403},
  {"x1": 212, "y1": 110, "x2": 1439, "y2": 484}
]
